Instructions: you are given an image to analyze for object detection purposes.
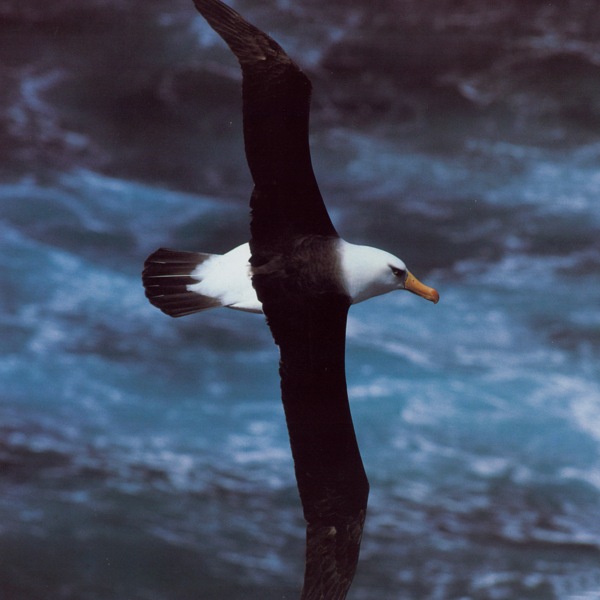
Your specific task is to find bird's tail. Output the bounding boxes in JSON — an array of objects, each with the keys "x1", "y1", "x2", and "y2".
[{"x1": 142, "y1": 248, "x2": 223, "y2": 317}]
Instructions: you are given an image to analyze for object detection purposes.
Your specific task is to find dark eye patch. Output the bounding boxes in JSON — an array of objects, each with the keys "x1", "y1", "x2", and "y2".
[{"x1": 390, "y1": 266, "x2": 406, "y2": 278}]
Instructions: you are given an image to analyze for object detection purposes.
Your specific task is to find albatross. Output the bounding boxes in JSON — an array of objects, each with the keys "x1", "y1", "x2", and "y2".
[{"x1": 142, "y1": 0, "x2": 439, "y2": 597}]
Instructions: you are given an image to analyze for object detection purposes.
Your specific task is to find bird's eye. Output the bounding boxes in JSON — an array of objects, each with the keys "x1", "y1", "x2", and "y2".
[{"x1": 390, "y1": 266, "x2": 406, "y2": 278}]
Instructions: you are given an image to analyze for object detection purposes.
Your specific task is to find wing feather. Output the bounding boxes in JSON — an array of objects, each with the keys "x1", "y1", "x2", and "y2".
[
  {"x1": 192, "y1": 0, "x2": 338, "y2": 243},
  {"x1": 257, "y1": 289, "x2": 369, "y2": 599}
]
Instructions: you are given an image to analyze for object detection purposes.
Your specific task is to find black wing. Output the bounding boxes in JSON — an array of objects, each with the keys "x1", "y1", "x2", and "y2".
[
  {"x1": 192, "y1": 0, "x2": 338, "y2": 245},
  {"x1": 192, "y1": 2, "x2": 368, "y2": 597},
  {"x1": 262, "y1": 287, "x2": 369, "y2": 600}
]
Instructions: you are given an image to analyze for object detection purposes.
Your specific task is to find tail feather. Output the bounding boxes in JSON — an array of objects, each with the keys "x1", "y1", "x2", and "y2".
[{"x1": 142, "y1": 248, "x2": 222, "y2": 317}]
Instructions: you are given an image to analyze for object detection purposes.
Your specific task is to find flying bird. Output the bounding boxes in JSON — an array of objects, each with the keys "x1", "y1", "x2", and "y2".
[{"x1": 142, "y1": 0, "x2": 439, "y2": 598}]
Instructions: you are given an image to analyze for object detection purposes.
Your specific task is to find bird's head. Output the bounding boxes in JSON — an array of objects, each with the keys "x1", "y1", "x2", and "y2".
[{"x1": 339, "y1": 241, "x2": 439, "y2": 305}]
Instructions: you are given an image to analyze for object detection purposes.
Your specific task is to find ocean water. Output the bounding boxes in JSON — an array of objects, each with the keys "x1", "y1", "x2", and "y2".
[{"x1": 2, "y1": 1, "x2": 600, "y2": 598}]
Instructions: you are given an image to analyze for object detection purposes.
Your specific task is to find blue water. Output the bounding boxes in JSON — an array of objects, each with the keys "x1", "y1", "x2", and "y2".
[{"x1": 2, "y1": 1, "x2": 600, "y2": 598}]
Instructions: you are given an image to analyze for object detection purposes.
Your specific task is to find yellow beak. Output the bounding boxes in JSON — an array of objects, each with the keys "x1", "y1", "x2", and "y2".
[{"x1": 405, "y1": 271, "x2": 439, "y2": 304}]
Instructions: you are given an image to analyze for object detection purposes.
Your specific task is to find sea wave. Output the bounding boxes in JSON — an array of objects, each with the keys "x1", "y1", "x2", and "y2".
[{"x1": 3, "y1": 1, "x2": 600, "y2": 599}]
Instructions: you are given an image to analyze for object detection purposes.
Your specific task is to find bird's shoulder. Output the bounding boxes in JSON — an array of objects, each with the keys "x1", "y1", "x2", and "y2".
[{"x1": 250, "y1": 235, "x2": 348, "y2": 302}]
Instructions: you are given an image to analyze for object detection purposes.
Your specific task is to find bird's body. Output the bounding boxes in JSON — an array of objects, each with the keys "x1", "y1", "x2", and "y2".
[
  {"x1": 142, "y1": 1, "x2": 439, "y2": 598},
  {"x1": 144, "y1": 239, "x2": 437, "y2": 316}
]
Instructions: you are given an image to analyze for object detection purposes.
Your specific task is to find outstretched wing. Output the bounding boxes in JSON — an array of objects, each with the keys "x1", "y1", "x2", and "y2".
[
  {"x1": 192, "y1": 0, "x2": 338, "y2": 244},
  {"x1": 262, "y1": 288, "x2": 369, "y2": 600},
  {"x1": 192, "y1": 2, "x2": 367, "y2": 597}
]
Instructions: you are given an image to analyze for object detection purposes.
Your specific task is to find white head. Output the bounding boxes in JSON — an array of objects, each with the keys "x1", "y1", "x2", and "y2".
[{"x1": 338, "y1": 240, "x2": 439, "y2": 305}]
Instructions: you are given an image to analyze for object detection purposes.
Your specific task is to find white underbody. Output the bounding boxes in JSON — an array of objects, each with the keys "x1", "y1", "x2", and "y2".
[{"x1": 186, "y1": 240, "x2": 407, "y2": 314}]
